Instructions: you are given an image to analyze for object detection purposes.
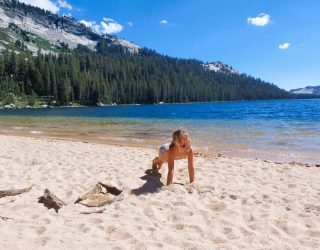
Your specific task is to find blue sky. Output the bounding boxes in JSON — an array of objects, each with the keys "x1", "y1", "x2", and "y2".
[{"x1": 20, "y1": 0, "x2": 320, "y2": 90}]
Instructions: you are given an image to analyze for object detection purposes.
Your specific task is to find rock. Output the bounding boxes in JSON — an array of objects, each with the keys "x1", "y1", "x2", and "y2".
[
  {"x1": 96, "y1": 102, "x2": 104, "y2": 107},
  {"x1": 41, "y1": 104, "x2": 48, "y2": 108},
  {"x1": 4, "y1": 105, "x2": 13, "y2": 109}
]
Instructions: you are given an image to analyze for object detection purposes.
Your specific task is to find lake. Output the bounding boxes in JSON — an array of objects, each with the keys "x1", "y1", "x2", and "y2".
[{"x1": 0, "y1": 99, "x2": 319, "y2": 164}]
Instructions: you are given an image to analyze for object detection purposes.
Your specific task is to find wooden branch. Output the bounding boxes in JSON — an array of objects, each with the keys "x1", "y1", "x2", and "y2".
[
  {"x1": 75, "y1": 183, "x2": 102, "y2": 204},
  {"x1": 38, "y1": 189, "x2": 66, "y2": 213},
  {"x1": 0, "y1": 215, "x2": 13, "y2": 220},
  {"x1": 75, "y1": 182, "x2": 123, "y2": 207},
  {"x1": 0, "y1": 186, "x2": 33, "y2": 198}
]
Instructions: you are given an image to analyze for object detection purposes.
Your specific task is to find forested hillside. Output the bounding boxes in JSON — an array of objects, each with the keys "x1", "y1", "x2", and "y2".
[
  {"x1": 0, "y1": 0, "x2": 292, "y2": 106},
  {"x1": 0, "y1": 44, "x2": 292, "y2": 105}
]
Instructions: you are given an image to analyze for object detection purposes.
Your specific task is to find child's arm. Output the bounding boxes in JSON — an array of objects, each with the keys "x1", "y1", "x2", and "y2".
[
  {"x1": 187, "y1": 148, "x2": 195, "y2": 183},
  {"x1": 167, "y1": 148, "x2": 175, "y2": 185}
]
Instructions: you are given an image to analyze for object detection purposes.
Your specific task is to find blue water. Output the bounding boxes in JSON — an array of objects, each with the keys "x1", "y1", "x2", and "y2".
[{"x1": 0, "y1": 99, "x2": 319, "y2": 163}]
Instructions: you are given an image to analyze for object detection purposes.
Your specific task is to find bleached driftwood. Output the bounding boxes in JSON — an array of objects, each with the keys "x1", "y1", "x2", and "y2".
[
  {"x1": 38, "y1": 189, "x2": 66, "y2": 212},
  {"x1": 0, "y1": 215, "x2": 13, "y2": 220},
  {"x1": 0, "y1": 186, "x2": 33, "y2": 198},
  {"x1": 75, "y1": 182, "x2": 123, "y2": 207}
]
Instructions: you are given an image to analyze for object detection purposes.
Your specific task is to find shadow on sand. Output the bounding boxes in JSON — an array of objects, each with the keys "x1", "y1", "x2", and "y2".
[{"x1": 131, "y1": 169, "x2": 164, "y2": 195}]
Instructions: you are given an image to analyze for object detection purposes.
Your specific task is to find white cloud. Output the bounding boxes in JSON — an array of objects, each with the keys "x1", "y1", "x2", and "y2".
[
  {"x1": 57, "y1": 0, "x2": 72, "y2": 10},
  {"x1": 103, "y1": 18, "x2": 114, "y2": 22},
  {"x1": 160, "y1": 20, "x2": 168, "y2": 25},
  {"x1": 279, "y1": 42, "x2": 290, "y2": 49},
  {"x1": 79, "y1": 20, "x2": 96, "y2": 28},
  {"x1": 79, "y1": 18, "x2": 123, "y2": 35},
  {"x1": 18, "y1": 0, "x2": 59, "y2": 13},
  {"x1": 18, "y1": 0, "x2": 72, "y2": 13},
  {"x1": 79, "y1": 20, "x2": 100, "y2": 33},
  {"x1": 100, "y1": 18, "x2": 123, "y2": 34},
  {"x1": 127, "y1": 21, "x2": 133, "y2": 27},
  {"x1": 247, "y1": 13, "x2": 270, "y2": 26}
]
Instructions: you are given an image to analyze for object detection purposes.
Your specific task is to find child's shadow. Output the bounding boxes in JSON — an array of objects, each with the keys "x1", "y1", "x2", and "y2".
[{"x1": 131, "y1": 169, "x2": 164, "y2": 195}]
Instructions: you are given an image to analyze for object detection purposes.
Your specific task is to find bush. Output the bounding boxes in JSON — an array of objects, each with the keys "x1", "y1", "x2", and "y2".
[
  {"x1": 28, "y1": 91, "x2": 37, "y2": 106},
  {"x1": 2, "y1": 93, "x2": 15, "y2": 105}
]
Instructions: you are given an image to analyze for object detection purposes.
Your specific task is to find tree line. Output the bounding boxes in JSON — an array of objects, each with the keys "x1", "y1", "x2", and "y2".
[{"x1": 0, "y1": 42, "x2": 292, "y2": 105}]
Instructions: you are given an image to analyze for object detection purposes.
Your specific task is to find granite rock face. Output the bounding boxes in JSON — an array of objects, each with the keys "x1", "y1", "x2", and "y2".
[
  {"x1": 0, "y1": 0, "x2": 140, "y2": 53},
  {"x1": 290, "y1": 85, "x2": 320, "y2": 95}
]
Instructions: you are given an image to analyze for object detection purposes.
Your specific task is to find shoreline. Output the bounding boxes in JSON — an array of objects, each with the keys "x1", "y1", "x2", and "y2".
[
  {"x1": 1, "y1": 97, "x2": 320, "y2": 110},
  {"x1": 1, "y1": 133, "x2": 319, "y2": 168}
]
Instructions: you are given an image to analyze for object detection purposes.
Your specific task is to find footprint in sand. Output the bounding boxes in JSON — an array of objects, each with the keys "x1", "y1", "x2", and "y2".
[
  {"x1": 184, "y1": 210, "x2": 194, "y2": 216},
  {"x1": 65, "y1": 190, "x2": 73, "y2": 198},
  {"x1": 35, "y1": 236, "x2": 50, "y2": 247},
  {"x1": 96, "y1": 225, "x2": 104, "y2": 231},
  {"x1": 288, "y1": 183, "x2": 297, "y2": 188},
  {"x1": 240, "y1": 226, "x2": 253, "y2": 237},
  {"x1": 222, "y1": 226, "x2": 237, "y2": 240},
  {"x1": 229, "y1": 194, "x2": 238, "y2": 200},
  {"x1": 41, "y1": 218, "x2": 51, "y2": 224},
  {"x1": 30, "y1": 214, "x2": 40, "y2": 220},
  {"x1": 78, "y1": 223, "x2": 91, "y2": 233},
  {"x1": 12, "y1": 204, "x2": 28, "y2": 211},
  {"x1": 88, "y1": 218, "x2": 103, "y2": 224},
  {"x1": 213, "y1": 236, "x2": 227, "y2": 244},
  {"x1": 275, "y1": 220, "x2": 295, "y2": 236},
  {"x1": 207, "y1": 202, "x2": 227, "y2": 212},
  {"x1": 172, "y1": 201, "x2": 188, "y2": 207},
  {"x1": 306, "y1": 230, "x2": 320, "y2": 237},
  {"x1": 35, "y1": 226, "x2": 46, "y2": 236},
  {"x1": 173, "y1": 224, "x2": 185, "y2": 230},
  {"x1": 110, "y1": 228, "x2": 133, "y2": 240}
]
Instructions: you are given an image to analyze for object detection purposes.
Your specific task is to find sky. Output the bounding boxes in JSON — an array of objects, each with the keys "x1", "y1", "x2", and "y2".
[{"x1": 18, "y1": 0, "x2": 320, "y2": 90}]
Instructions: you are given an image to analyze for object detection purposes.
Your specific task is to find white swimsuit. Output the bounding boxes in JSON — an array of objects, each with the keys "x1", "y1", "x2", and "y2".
[{"x1": 159, "y1": 143, "x2": 170, "y2": 154}]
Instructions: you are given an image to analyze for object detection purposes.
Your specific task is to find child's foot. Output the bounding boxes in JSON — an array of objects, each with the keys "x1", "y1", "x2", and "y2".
[{"x1": 152, "y1": 158, "x2": 158, "y2": 170}]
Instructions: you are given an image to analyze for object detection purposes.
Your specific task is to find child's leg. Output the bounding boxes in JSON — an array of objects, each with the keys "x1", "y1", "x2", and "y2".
[
  {"x1": 152, "y1": 157, "x2": 159, "y2": 170},
  {"x1": 152, "y1": 157, "x2": 164, "y2": 170}
]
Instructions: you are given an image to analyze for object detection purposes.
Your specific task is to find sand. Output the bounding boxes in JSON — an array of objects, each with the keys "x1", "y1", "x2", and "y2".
[{"x1": 0, "y1": 134, "x2": 319, "y2": 249}]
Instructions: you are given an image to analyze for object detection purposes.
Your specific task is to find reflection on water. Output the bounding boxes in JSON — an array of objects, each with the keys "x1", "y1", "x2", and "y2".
[{"x1": 0, "y1": 99, "x2": 319, "y2": 164}]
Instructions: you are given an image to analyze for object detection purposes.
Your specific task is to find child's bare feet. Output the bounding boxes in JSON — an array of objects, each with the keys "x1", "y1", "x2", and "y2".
[{"x1": 152, "y1": 158, "x2": 158, "y2": 170}]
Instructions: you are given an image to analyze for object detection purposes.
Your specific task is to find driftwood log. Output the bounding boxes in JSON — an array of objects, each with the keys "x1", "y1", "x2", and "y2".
[
  {"x1": 0, "y1": 215, "x2": 13, "y2": 220},
  {"x1": 0, "y1": 186, "x2": 33, "y2": 198},
  {"x1": 75, "y1": 182, "x2": 123, "y2": 207},
  {"x1": 38, "y1": 189, "x2": 66, "y2": 213}
]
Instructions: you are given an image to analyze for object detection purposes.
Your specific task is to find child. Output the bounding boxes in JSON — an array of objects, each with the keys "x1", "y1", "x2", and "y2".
[{"x1": 152, "y1": 129, "x2": 194, "y2": 185}]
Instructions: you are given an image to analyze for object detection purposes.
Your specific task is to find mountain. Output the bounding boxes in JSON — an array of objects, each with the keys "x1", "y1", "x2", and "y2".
[
  {"x1": 289, "y1": 85, "x2": 320, "y2": 95},
  {"x1": 0, "y1": 0, "x2": 292, "y2": 107},
  {"x1": 0, "y1": 0, "x2": 139, "y2": 54}
]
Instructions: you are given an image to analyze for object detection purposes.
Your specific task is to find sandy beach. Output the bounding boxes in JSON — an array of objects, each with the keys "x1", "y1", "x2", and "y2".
[{"x1": 0, "y1": 134, "x2": 319, "y2": 249}]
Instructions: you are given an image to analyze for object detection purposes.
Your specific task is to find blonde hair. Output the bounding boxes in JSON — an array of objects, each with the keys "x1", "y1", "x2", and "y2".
[{"x1": 170, "y1": 129, "x2": 191, "y2": 152}]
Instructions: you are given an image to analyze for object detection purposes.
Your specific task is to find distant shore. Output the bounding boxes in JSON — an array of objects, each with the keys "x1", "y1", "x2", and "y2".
[{"x1": 1, "y1": 97, "x2": 320, "y2": 110}]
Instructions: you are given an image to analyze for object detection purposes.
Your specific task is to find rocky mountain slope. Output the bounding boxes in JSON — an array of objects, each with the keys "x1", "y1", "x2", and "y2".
[
  {"x1": 0, "y1": 0, "x2": 140, "y2": 54},
  {"x1": 289, "y1": 85, "x2": 320, "y2": 95}
]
